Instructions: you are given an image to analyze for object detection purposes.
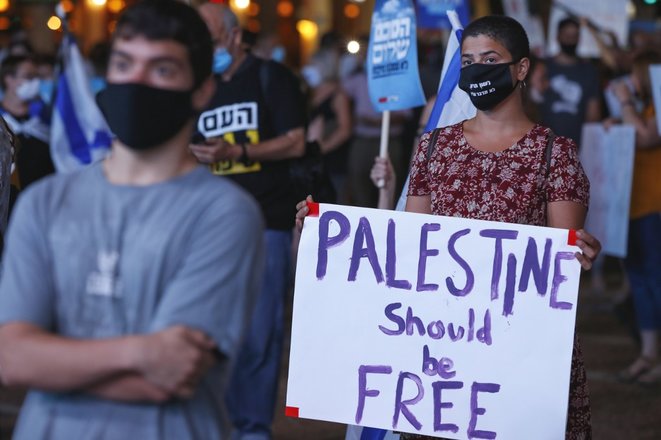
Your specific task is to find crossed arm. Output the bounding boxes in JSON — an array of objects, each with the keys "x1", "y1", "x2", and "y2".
[{"x1": 0, "y1": 322, "x2": 216, "y2": 403}]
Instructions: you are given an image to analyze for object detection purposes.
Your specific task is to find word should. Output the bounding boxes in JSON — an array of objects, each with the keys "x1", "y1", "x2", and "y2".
[{"x1": 379, "y1": 304, "x2": 492, "y2": 345}]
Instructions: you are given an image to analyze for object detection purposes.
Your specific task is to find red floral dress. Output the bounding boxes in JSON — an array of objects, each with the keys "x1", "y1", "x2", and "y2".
[{"x1": 404, "y1": 122, "x2": 592, "y2": 439}]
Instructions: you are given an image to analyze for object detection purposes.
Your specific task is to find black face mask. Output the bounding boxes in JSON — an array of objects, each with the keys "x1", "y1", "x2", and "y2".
[
  {"x1": 458, "y1": 61, "x2": 519, "y2": 111},
  {"x1": 96, "y1": 83, "x2": 194, "y2": 151},
  {"x1": 560, "y1": 43, "x2": 578, "y2": 57}
]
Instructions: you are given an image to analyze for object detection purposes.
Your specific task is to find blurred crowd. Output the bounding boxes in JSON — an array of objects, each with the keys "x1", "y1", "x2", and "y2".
[{"x1": 0, "y1": 3, "x2": 658, "y2": 439}]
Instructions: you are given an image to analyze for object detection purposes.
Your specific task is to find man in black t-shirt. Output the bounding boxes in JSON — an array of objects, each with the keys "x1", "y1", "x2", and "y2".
[
  {"x1": 193, "y1": 3, "x2": 305, "y2": 439},
  {"x1": 0, "y1": 55, "x2": 55, "y2": 189},
  {"x1": 535, "y1": 18, "x2": 602, "y2": 146}
]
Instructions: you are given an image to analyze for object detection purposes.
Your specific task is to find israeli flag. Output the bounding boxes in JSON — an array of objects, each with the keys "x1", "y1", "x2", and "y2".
[
  {"x1": 50, "y1": 34, "x2": 112, "y2": 172},
  {"x1": 345, "y1": 425, "x2": 402, "y2": 440},
  {"x1": 394, "y1": 9, "x2": 476, "y2": 211}
]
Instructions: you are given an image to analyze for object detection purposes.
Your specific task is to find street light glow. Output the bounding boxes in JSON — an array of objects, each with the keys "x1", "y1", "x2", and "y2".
[
  {"x1": 47, "y1": 15, "x2": 62, "y2": 31},
  {"x1": 297, "y1": 20, "x2": 318, "y2": 40},
  {"x1": 347, "y1": 40, "x2": 360, "y2": 54}
]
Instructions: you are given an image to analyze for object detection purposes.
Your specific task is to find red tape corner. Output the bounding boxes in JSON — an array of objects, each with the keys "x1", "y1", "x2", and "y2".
[
  {"x1": 306, "y1": 201, "x2": 320, "y2": 217},
  {"x1": 285, "y1": 406, "x2": 300, "y2": 418},
  {"x1": 567, "y1": 229, "x2": 578, "y2": 246}
]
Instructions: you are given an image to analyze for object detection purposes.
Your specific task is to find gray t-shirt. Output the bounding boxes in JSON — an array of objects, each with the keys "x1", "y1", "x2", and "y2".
[{"x1": 0, "y1": 163, "x2": 264, "y2": 440}]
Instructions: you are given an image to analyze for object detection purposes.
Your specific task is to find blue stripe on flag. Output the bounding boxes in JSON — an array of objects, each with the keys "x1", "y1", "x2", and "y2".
[
  {"x1": 359, "y1": 427, "x2": 388, "y2": 440},
  {"x1": 56, "y1": 72, "x2": 92, "y2": 164},
  {"x1": 424, "y1": 28, "x2": 463, "y2": 132}
]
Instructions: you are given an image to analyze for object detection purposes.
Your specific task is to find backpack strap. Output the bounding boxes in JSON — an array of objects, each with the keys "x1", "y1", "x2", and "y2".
[
  {"x1": 544, "y1": 130, "x2": 556, "y2": 181},
  {"x1": 425, "y1": 128, "x2": 442, "y2": 163},
  {"x1": 542, "y1": 130, "x2": 557, "y2": 206}
]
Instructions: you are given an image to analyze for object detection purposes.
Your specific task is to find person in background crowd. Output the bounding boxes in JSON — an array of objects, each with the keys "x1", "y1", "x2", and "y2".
[
  {"x1": 34, "y1": 54, "x2": 56, "y2": 104},
  {"x1": 87, "y1": 42, "x2": 111, "y2": 95},
  {"x1": 193, "y1": 3, "x2": 305, "y2": 439},
  {"x1": 298, "y1": 15, "x2": 603, "y2": 440},
  {"x1": 253, "y1": 32, "x2": 286, "y2": 63},
  {"x1": 0, "y1": 117, "x2": 14, "y2": 245},
  {"x1": 0, "y1": 55, "x2": 54, "y2": 189},
  {"x1": 302, "y1": 50, "x2": 352, "y2": 203},
  {"x1": 0, "y1": 1, "x2": 264, "y2": 439},
  {"x1": 609, "y1": 50, "x2": 661, "y2": 385},
  {"x1": 532, "y1": 17, "x2": 601, "y2": 145}
]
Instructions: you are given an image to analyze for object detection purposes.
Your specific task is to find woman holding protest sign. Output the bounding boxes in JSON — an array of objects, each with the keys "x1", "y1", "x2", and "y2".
[
  {"x1": 296, "y1": 15, "x2": 601, "y2": 440},
  {"x1": 404, "y1": 15, "x2": 598, "y2": 439}
]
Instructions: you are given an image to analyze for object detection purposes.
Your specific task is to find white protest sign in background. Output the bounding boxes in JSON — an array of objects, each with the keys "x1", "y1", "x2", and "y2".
[
  {"x1": 287, "y1": 204, "x2": 583, "y2": 440},
  {"x1": 580, "y1": 123, "x2": 635, "y2": 258},
  {"x1": 501, "y1": 0, "x2": 546, "y2": 56},
  {"x1": 547, "y1": 0, "x2": 629, "y2": 58}
]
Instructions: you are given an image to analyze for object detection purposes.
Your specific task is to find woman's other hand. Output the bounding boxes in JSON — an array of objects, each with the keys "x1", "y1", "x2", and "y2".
[
  {"x1": 575, "y1": 229, "x2": 602, "y2": 270},
  {"x1": 295, "y1": 195, "x2": 314, "y2": 233}
]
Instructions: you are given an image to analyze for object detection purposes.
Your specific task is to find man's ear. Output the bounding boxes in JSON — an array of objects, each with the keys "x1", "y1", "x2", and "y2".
[{"x1": 192, "y1": 75, "x2": 216, "y2": 112}]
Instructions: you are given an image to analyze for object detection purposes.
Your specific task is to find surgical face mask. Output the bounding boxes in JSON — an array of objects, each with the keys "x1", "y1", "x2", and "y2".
[
  {"x1": 90, "y1": 76, "x2": 107, "y2": 95},
  {"x1": 302, "y1": 65, "x2": 323, "y2": 88},
  {"x1": 213, "y1": 47, "x2": 233, "y2": 74},
  {"x1": 458, "y1": 61, "x2": 519, "y2": 111},
  {"x1": 16, "y1": 78, "x2": 40, "y2": 101},
  {"x1": 271, "y1": 45, "x2": 286, "y2": 63},
  {"x1": 96, "y1": 82, "x2": 194, "y2": 151},
  {"x1": 39, "y1": 78, "x2": 55, "y2": 104}
]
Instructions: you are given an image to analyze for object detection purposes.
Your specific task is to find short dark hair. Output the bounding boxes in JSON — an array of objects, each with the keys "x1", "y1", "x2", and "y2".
[
  {"x1": 113, "y1": 0, "x2": 212, "y2": 88},
  {"x1": 0, "y1": 54, "x2": 35, "y2": 91},
  {"x1": 557, "y1": 17, "x2": 580, "y2": 34},
  {"x1": 462, "y1": 15, "x2": 530, "y2": 62}
]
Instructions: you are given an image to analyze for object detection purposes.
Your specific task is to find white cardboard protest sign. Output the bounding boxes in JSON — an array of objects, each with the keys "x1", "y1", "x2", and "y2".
[
  {"x1": 287, "y1": 203, "x2": 583, "y2": 440},
  {"x1": 547, "y1": 0, "x2": 629, "y2": 58},
  {"x1": 580, "y1": 123, "x2": 635, "y2": 258}
]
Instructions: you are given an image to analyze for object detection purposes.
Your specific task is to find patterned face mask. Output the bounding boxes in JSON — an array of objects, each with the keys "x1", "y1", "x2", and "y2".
[{"x1": 458, "y1": 61, "x2": 519, "y2": 111}]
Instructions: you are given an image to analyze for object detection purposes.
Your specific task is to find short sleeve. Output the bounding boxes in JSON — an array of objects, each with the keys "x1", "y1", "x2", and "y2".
[
  {"x1": 262, "y1": 61, "x2": 305, "y2": 135},
  {"x1": 547, "y1": 136, "x2": 590, "y2": 207},
  {"x1": 148, "y1": 194, "x2": 264, "y2": 358},
  {"x1": 407, "y1": 130, "x2": 434, "y2": 196},
  {"x1": 0, "y1": 186, "x2": 55, "y2": 328}
]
